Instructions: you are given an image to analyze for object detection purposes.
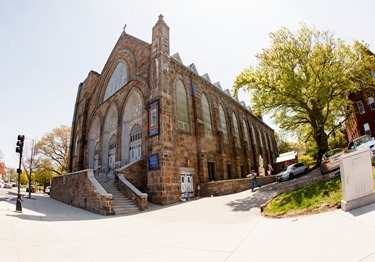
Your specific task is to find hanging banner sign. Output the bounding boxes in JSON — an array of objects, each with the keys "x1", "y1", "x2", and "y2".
[{"x1": 148, "y1": 99, "x2": 160, "y2": 137}]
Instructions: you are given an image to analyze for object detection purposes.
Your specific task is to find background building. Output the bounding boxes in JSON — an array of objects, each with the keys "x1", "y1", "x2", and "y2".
[
  {"x1": 68, "y1": 15, "x2": 277, "y2": 205},
  {"x1": 346, "y1": 92, "x2": 375, "y2": 142}
]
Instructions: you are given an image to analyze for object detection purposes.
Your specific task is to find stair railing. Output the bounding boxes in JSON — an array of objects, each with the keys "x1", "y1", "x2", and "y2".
[{"x1": 115, "y1": 172, "x2": 148, "y2": 211}]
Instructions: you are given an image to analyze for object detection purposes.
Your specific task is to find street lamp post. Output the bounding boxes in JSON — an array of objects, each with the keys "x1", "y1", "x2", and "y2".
[{"x1": 25, "y1": 138, "x2": 35, "y2": 198}]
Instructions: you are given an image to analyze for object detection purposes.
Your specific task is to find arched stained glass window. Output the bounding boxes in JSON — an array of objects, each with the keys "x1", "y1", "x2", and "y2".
[
  {"x1": 242, "y1": 119, "x2": 249, "y2": 142},
  {"x1": 104, "y1": 62, "x2": 128, "y2": 101},
  {"x1": 176, "y1": 80, "x2": 189, "y2": 131},
  {"x1": 219, "y1": 105, "x2": 228, "y2": 143},
  {"x1": 232, "y1": 112, "x2": 240, "y2": 147},
  {"x1": 202, "y1": 94, "x2": 213, "y2": 138}
]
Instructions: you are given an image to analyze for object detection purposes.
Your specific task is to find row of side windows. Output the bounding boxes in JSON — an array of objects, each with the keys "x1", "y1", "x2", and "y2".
[{"x1": 175, "y1": 80, "x2": 274, "y2": 150}]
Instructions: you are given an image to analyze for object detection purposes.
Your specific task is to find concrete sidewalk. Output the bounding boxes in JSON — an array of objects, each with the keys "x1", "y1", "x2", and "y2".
[{"x1": 1, "y1": 188, "x2": 375, "y2": 262}]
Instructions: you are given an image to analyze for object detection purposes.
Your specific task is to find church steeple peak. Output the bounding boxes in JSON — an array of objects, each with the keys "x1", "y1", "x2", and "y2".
[{"x1": 152, "y1": 14, "x2": 170, "y2": 56}]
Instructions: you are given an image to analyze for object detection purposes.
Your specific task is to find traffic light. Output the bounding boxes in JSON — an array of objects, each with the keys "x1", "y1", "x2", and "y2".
[{"x1": 16, "y1": 135, "x2": 25, "y2": 154}]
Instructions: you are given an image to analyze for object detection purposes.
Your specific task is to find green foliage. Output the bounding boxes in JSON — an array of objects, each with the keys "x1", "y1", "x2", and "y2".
[
  {"x1": 297, "y1": 154, "x2": 315, "y2": 167},
  {"x1": 34, "y1": 168, "x2": 53, "y2": 187},
  {"x1": 263, "y1": 176, "x2": 342, "y2": 216},
  {"x1": 35, "y1": 125, "x2": 71, "y2": 175},
  {"x1": 328, "y1": 129, "x2": 347, "y2": 150},
  {"x1": 234, "y1": 23, "x2": 375, "y2": 162}
]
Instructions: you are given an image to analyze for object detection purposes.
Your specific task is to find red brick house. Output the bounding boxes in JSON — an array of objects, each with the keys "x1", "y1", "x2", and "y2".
[{"x1": 346, "y1": 92, "x2": 375, "y2": 142}]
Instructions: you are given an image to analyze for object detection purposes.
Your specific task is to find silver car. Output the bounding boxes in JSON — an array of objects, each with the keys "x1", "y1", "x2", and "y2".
[
  {"x1": 276, "y1": 162, "x2": 309, "y2": 182},
  {"x1": 320, "y1": 148, "x2": 344, "y2": 175},
  {"x1": 348, "y1": 135, "x2": 375, "y2": 158}
]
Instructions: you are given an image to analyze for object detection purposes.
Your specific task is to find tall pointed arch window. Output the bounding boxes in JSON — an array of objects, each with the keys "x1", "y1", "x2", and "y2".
[
  {"x1": 242, "y1": 119, "x2": 249, "y2": 143},
  {"x1": 251, "y1": 124, "x2": 257, "y2": 146},
  {"x1": 258, "y1": 129, "x2": 264, "y2": 148},
  {"x1": 104, "y1": 61, "x2": 128, "y2": 101},
  {"x1": 219, "y1": 105, "x2": 228, "y2": 143},
  {"x1": 201, "y1": 94, "x2": 213, "y2": 138},
  {"x1": 232, "y1": 112, "x2": 240, "y2": 147},
  {"x1": 176, "y1": 80, "x2": 189, "y2": 131}
]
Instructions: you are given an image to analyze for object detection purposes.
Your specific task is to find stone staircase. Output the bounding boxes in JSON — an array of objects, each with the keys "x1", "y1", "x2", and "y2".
[{"x1": 97, "y1": 177, "x2": 140, "y2": 215}]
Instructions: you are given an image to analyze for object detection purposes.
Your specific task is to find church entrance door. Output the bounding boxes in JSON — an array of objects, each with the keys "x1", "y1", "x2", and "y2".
[{"x1": 180, "y1": 172, "x2": 194, "y2": 200}]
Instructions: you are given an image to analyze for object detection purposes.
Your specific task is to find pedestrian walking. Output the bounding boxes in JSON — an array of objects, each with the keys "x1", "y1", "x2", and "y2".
[
  {"x1": 247, "y1": 170, "x2": 261, "y2": 192},
  {"x1": 267, "y1": 164, "x2": 274, "y2": 175}
]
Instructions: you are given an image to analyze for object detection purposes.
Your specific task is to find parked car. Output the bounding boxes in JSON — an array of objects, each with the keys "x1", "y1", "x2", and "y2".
[
  {"x1": 45, "y1": 186, "x2": 51, "y2": 195},
  {"x1": 276, "y1": 162, "x2": 309, "y2": 182},
  {"x1": 320, "y1": 148, "x2": 344, "y2": 175},
  {"x1": 348, "y1": 135, "x2": 375, "y2": 158},
  {"x1": 3, "y1": 183, "x2": 12, "y2": 189},
  {"x1": 26, "y1": 186, "x2": 36, "y2": 193}
]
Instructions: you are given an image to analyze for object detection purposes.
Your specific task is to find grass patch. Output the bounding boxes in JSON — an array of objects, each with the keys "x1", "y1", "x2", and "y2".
[
  {"x1": 263, "y1": 176, "x2": 342, "y2": 218},
  {"x1": 263, "y1": 167, "x2": 375, "y2": 218}
]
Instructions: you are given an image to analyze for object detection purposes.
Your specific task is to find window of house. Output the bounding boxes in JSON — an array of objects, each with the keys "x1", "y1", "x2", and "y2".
[
  {"x1": 368, "y1": 97, "x2": 375, "y2": 111},
  {"x1": 357, "y1": 100, "x2": 365, "y2": 114},
  {"x1": 201, "y1": 94, "x2": 213, "y2": 138},
  {"x1": 364, "y1": 122, "x2": 371, "y2": 136},
  {"x1": 219, "y1": 105, "x2": 229, "y2": 143},
  {"x1": 176, "y1": 80, "x2": 190, "y2": 131}
]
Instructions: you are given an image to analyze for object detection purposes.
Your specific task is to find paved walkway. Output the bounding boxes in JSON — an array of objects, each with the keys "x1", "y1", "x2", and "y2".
[{"x1": 1, "y1": 186, "x2": 375, "y2": 262}]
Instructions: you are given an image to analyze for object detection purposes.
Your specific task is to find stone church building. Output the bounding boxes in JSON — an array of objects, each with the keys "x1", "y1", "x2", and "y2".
[{"x1": 68, "y1": 15, "x2": 277, "y2": 206}]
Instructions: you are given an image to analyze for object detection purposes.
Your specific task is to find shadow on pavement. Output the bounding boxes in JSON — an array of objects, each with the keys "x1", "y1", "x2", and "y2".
[{"x1": 226, "y1": 190, "x2": 277, "y2": 212}]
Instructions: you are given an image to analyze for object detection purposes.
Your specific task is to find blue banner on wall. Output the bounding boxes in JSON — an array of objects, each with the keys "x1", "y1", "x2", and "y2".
[{"x1": 148, "y1": 153, "x2": 159, "y2": 170}]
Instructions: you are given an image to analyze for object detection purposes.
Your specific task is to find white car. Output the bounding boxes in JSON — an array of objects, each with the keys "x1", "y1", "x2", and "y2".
[
  {"x1": 348, "y1": 135, "x2": 375, "y2": 158},
  {"x1": 276, "y1": 162, "x2": 309, "y2": 182},
  {"x1": 320, "y1": 148, "x2": 344, "y2": 175}
]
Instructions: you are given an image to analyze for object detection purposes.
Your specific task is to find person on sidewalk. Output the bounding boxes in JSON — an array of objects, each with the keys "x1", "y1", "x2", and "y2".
[
  {"x1": 267, "y1": 164, "x2": 274, "y2": 175},
  {"x1": 247, "y1": 170, "x2": 261, "y2": 192}
]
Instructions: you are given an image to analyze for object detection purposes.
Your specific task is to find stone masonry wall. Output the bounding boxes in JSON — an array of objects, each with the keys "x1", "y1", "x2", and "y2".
[
  {"x1": 199, "y1": 176, "x2": 277, "y2": 197},
  {"x1": 117, "y1": 158, "x2": 147, "y2": 192},
  {"x1": 51, "y1": 170, "x2": 114, "y2": 215}
]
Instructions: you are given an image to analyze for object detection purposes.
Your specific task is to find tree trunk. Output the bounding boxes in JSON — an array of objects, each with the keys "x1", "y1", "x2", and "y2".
[{"x1": 313, "y1": 129, "x2": 329, "y2": 168}]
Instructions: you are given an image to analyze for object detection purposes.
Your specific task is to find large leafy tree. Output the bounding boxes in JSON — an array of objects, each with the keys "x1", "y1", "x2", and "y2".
[
  {"x1": 35, "y1": 125, "x2": 71, "y2": 175},
  {"x1": 234, "y1": 23, "x2": 375, "y2": 165}
]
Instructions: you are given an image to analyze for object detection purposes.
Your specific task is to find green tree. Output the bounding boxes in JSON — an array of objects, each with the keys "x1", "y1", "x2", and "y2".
[
  {"x1": 234, "y1": 23, "x2": 375, "y2": 165},
  {"x1": 275, "y1": 132, "x2": 293, "y2": 154},
  {"x1": 35, "y1": 158, "x2": 55, "y2": 186},
  {"x1": 18, "y1": 170, "x2": 28, "y2": 185},
  {"x1": 0, "y1": 150, "x2": 6, "y2": 181},
  {"x1": 6, "y1": 168, "x2": 16, "y2": 183},
  {"x1": 35, "y1": 125, "x2": 71, "y2": 175},
  {"x1": 21, "y1": 139, "x2": 38, "y2": 197}
]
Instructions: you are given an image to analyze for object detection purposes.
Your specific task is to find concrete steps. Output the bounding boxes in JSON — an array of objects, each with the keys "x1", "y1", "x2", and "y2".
[{"x1": 98, "y1": 178, "x2": 140, "y2": 215}]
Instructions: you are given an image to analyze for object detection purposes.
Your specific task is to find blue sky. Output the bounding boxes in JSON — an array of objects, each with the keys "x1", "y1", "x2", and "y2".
[{"x1": 1, "y1": 0, "x2": 374, "y2": 168}]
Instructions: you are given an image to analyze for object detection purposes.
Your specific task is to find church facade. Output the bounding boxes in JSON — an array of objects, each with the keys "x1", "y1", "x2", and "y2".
[{"x1": 69, "y1": 15, "x2": 277, "y2": 205}]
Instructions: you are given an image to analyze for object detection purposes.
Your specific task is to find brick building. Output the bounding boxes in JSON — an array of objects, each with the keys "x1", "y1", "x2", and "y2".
[
  {"x1": 68, "y1": 15, "x2": 277, "y2": 205},
  {"x1": 346, "y1": 92, "x2": 375, "y2": 141}
]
